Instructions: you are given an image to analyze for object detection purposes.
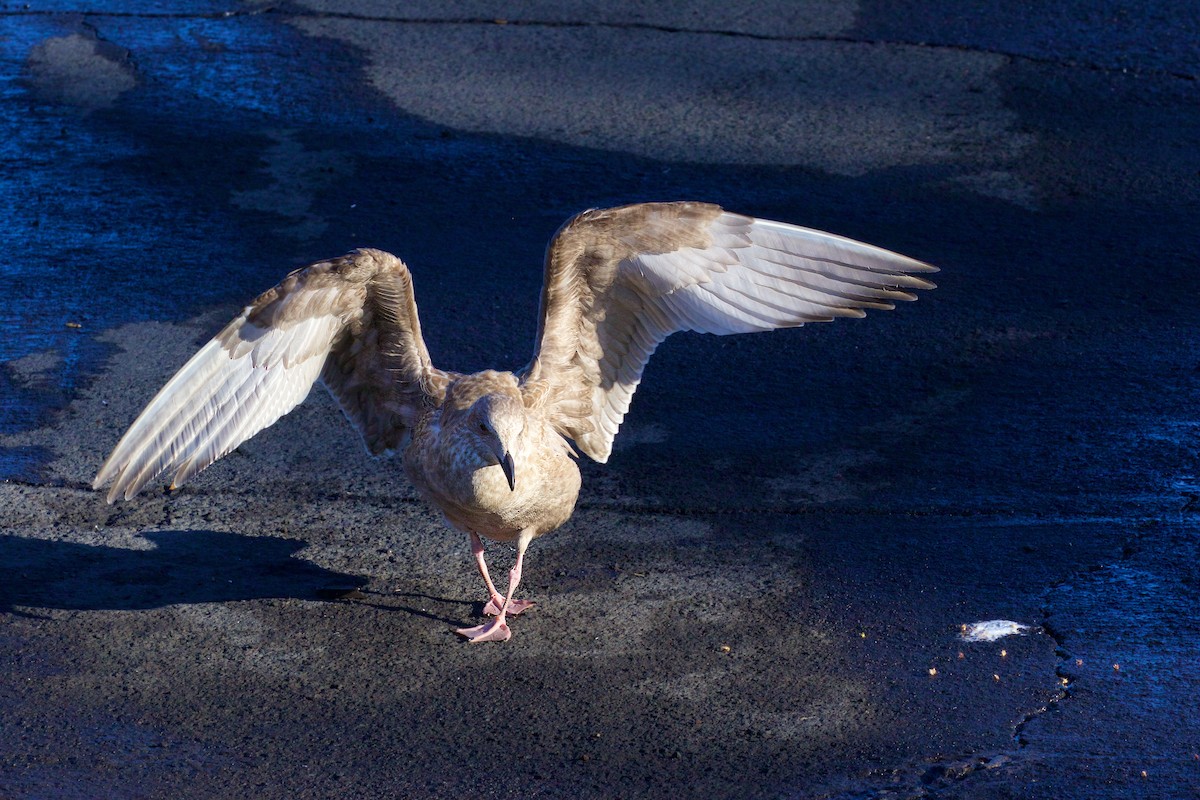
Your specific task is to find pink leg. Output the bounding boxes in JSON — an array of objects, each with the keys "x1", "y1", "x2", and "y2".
[
  {"x1": 457, "y1": 531, "x2": 534, "y2": 643},
  {"x1": 469, "y1": 531, "x2": 535, "y2": 617},
  {"x1": 469, "y1": 532, "x2": 503, "y2": 606}
]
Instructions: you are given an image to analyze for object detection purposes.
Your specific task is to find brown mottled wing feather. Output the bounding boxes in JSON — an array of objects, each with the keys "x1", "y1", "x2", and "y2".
[
  {"x1": 94, "y1": 248, "x2": 451, "y2": 503},
  {"x1": 319, "y1": 251, "x2": 453, "y2": 455},
  {"x1": 525, "y1": 202, "x2": 937, "y2": 463}
]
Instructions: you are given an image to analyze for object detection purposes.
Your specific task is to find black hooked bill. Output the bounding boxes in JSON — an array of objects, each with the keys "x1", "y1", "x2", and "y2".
[{"x1": 500, "y1": 452, "x2": 516, "y2": 491}]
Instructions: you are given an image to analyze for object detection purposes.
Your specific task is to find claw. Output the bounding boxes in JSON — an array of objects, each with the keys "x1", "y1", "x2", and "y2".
[{"x1": 456, "y1": 619, "x2": 512, "y2": 643}]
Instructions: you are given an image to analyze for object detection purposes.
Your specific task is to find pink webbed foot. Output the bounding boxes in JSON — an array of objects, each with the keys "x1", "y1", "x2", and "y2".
[
  {"x1": 483, "y1": 597, "x2": 535, "y2": 617},
  {"x1": 457, "y1": 528, "x2": 535, "y2": 643},
  {"x1": 456, "y1": 618, "x2": 512, "y2": 643}
]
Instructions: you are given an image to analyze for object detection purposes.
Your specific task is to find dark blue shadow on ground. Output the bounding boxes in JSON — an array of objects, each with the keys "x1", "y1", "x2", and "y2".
[{"x1": 0, "y1": 530, "x2": 366, "y2": 614}]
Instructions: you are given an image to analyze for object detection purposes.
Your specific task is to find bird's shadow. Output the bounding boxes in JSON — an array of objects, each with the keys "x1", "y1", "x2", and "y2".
[
  {"x1": 0, "y1": 529, "x2": 369, "y2": 615},
  {"x1": 357, "y1": 591, "x2": 476, "y2": 626}
]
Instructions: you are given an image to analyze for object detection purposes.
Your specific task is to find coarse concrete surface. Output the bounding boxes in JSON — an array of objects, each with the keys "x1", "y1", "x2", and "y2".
[{"x1": 1, "y1": 2, "x2": 1198, "y2": 798}]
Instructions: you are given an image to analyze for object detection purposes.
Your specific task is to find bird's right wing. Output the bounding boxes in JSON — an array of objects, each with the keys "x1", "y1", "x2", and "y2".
[
  {"x1": 94, "y1": 248, "x2": 452, "y2": 503},
  {"x1": 524, "y1": 202, "x2": 937, "y2": 463}
]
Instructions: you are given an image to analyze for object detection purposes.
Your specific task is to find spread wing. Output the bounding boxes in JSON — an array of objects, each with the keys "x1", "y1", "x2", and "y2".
[
  {"x1": 524, "y1": 202, "x2": 938, "y2": 463},
  {"x1": 94, "y1": 248, "x2": 452, "y2": 503}
]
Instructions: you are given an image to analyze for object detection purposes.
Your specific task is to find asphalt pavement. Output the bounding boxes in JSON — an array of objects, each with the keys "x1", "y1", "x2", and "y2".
[{"x1": 2, "y1": 2, "x2": 1198, "y2": 798}]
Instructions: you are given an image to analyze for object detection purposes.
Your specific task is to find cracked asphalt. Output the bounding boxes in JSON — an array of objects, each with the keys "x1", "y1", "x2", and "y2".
[{"x1": 2, "y1": 2, "x2": 1199, "y2": 798}]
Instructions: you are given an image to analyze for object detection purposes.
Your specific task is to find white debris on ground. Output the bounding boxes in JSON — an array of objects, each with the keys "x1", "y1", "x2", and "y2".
[{"x1": 960, "y1": 620, "x2": 1032, "y2": 642}]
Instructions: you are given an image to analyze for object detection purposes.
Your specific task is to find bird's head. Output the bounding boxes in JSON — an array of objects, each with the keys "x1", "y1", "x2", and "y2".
[{"x1": 467, "y1": 392, "x2": 526, "y2": 491}]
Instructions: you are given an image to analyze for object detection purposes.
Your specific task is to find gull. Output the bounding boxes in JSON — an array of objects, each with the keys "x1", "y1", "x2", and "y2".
[{"x1": 94, "y1": 202, "x2": 936, "y2": 642}]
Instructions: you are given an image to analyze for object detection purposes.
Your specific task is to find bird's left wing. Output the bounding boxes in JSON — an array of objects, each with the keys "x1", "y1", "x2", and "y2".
[
  {"x1": 94, "y1": 248, "x2": 450, "y2": 503},
  {"x1": 524, "y1": 202, "x2": 937, "y2": 463}
]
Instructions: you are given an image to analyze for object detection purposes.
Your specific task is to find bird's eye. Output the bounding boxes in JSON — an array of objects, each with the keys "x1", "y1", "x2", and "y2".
[{"x1": 478, "y1": 422, "x2": 489, "y2": 433}]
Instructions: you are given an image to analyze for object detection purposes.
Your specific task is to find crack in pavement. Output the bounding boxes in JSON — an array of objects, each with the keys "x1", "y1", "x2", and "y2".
[
  {"x1": 1009, "y1": 521, "x2": 1163, "y2": 751},
  {"x1": 4, "y1": 6, "x2": 1195, "y2": 84},
  {"x1": 76, "y1": 14, "x2": 140, "y2": 76}
]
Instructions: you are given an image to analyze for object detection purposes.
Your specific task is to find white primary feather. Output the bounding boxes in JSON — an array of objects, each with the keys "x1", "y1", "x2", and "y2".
[
  {"x1": 95, "y1": 313, "x2": 340, "y2": 502},
  {"x1": 94, "y1": 248, "x2": 449, "y2": 504},
  {"x1": 572, "y1": 210, "x2": 936, "y2": 461}
]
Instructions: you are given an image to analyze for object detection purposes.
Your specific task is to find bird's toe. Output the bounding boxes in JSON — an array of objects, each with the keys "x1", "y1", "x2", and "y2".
[{"x1": 456, "y1": 619, "x2": 513, "y2": 643}]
